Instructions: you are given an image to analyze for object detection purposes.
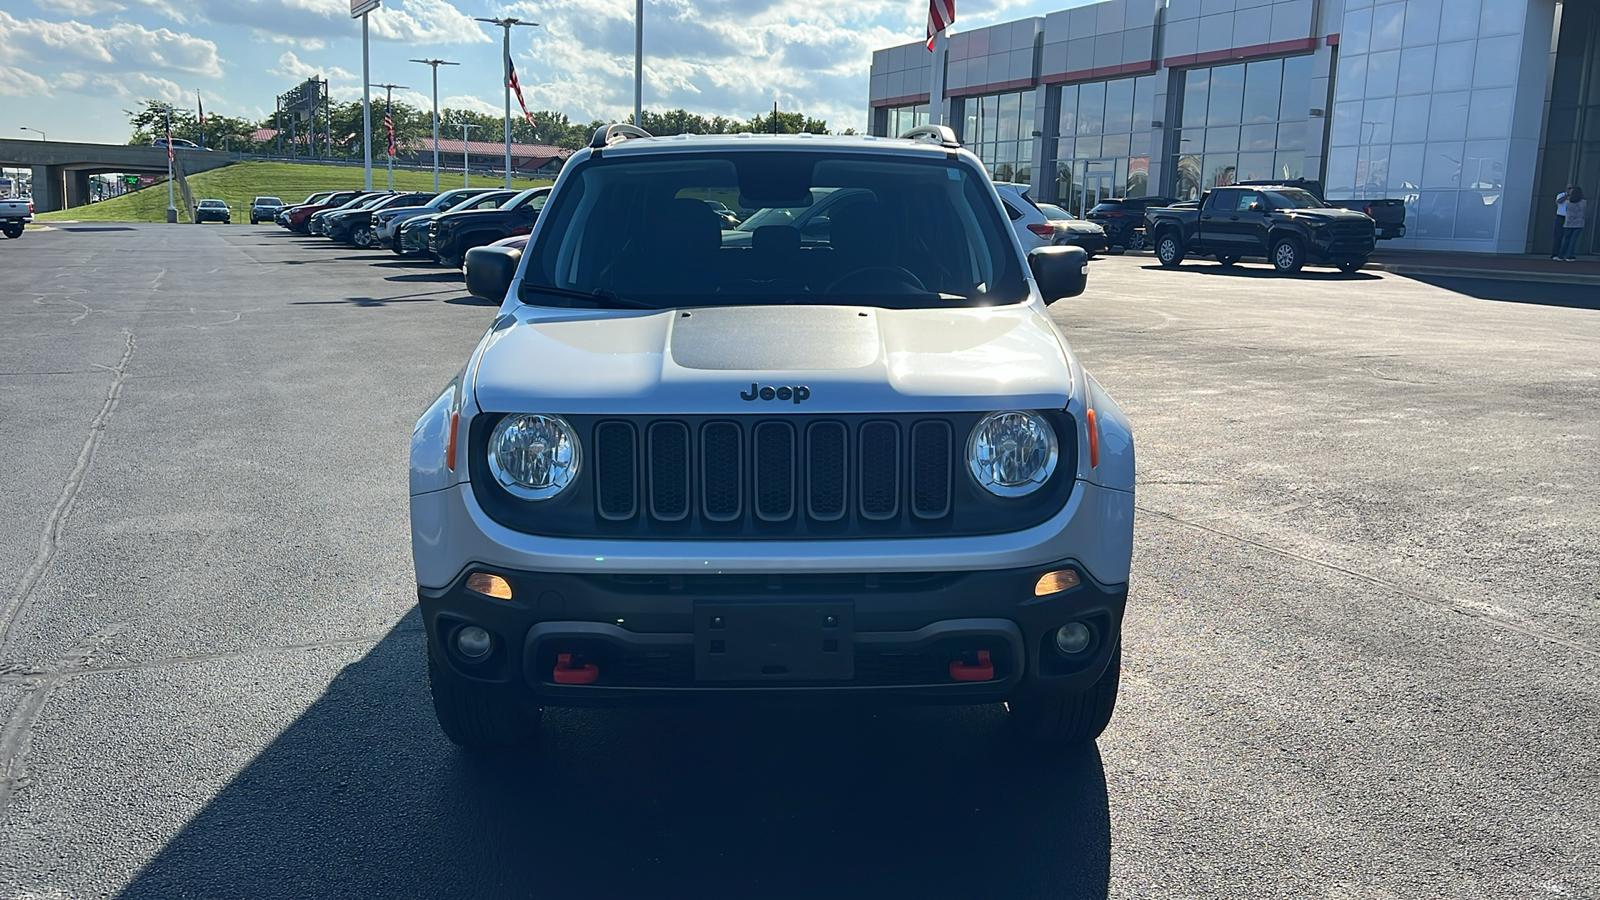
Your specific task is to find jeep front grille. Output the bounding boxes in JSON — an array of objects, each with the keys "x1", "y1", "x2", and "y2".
[{"x1": 469, "y1": 411, "x2": 1077, "y2": 539}]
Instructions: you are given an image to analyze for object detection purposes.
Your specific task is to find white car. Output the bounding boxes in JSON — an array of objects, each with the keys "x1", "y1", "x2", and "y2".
[
  {"x1": 410, "y1": 124, "x2": 1134, "y2": 753},
  {"x1": 994, "y1": 181, "x2": 1064, "y2": 251}
]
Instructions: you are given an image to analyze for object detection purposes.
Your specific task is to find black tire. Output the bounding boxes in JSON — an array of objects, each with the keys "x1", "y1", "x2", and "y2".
[
  {"x1": 1217, "y1": 254, "x2": 1239, "y2": 267},
  {"x1": 1124, "y1": 230, "x2": 1146, "y2": 252},
  {"x1": 1155, "y1": 231, "x2": 1184, "y2": 268},
  {"x1": 1338, "y1": 258, "x2": 1366, "y2": 274},
  {"x1": 2, "y1": 226, "x2": 22, "y2": 239},
  {"x1": 438, "y1": 251, "x2": 462, "y2": 269},
  {"x1": 427, "y1": 642, "x2": 541, "y2": 749},
  {"x1": 1009, "y1": 645, "x2": 1122, "y2": 747},
  {"x1": 352, "y1": 228, "x2": 374, "y2": 249},
  {"x1": 1271, "y1": 237, "x2": 1304, "y2": 274}
]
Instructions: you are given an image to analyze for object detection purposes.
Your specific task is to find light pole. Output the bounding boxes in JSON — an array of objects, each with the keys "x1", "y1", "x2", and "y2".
[
  {"x1": 410, "y1": 58, "x2": 460, "y2": 192},
  {"x1": 635, "y1": 0, "x2": 643, "y2": 127},
  {"x1": 453, "y1": 122, "x2": 480, "y2": 188},
  {"x1": 370, "y1": 82, "x2": 409, "y2": 191},
  {"x1": 20, "y1": 127, "x2": 46, "y2": 141},
  {"x1": 475, "y1": 16, "x2": 539, "y2": 189}
]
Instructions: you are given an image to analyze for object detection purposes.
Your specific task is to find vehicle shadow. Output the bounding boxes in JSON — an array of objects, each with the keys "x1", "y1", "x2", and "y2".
[
  {"x1": 445, "y1": 295, "x2": 498, "y2": 307},
  {"x1": 118, "y1": 615, "x2": 1112, "y2": 900},
  {"x1": 1139, "y1": 263, "x2": 1380, "y2": 281}
]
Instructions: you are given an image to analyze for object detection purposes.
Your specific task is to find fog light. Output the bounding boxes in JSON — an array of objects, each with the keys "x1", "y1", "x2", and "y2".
[
  {"x1": 456, "y1": 625, "x2": 492, "y2": 659},
  {"x1": 465, "y1": 572, "x2": 512, "y2": 600},
  {"x1": 1034, "y1": 569, "x2": 1081, "y2": 596},
  {"x1": 1054, "y1": 622, "x2": 1092, "y2": 655}
]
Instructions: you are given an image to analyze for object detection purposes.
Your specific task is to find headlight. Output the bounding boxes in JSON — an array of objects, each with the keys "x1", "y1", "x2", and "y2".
[
  {"x1": 967, "y1": 411, "x2": 1058, "y2": 497},
  {"x1": 487, "y1": 414, "x2": 581, "y2": 500}
]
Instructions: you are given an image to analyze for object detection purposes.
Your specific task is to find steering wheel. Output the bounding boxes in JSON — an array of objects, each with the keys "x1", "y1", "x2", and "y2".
[{"x1": 827, "y1": 266, "x2": 929, "y2": 294}]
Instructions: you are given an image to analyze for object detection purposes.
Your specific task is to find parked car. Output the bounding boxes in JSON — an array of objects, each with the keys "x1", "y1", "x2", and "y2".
[
  {"x1": 0, "y1": 196, "x2": 32, "y2": 239},
  {"x1": 250, "y1": 197, "x2": 285, "y2": 224},
  {"x1": 1145, "y1": 185, "x2": 1376, "y2": 274},
  {"x1": 409, "y1": 124, "x2": 1127, "y2": 754},
  {"x1": 284, "y1": 190, "x2": 367, "y2": 233},
  {"x1": 1236, "y1": 179, "x2": 1407, "y2": 240},
  {"x1": 427, "y1": 186, "x2": 551, "y2": 268},
  {"x1": 718, "y1": 186, "x2": 874, "y2": 248},
  {"x1": 1037, "y1": 202, "x2": 1108, "y2": 256},
  {"x1": 1085, "y1": 196, "x2": 1177, "y2": 251},
  {"x1": 703, "y1": 199, "x2": 740, "y2": 229},
  {"x1": 326, "y1": 191, "x2": 433, "y2": 247},
  {"x1": 276, "y1": 191, "x2": 336, "y2": 226},
  {"x1": 374, "y1": 188, "x2": 496, "y2": 249},
  {"x1": 463, "y1": 235, "x2": 530, "y2": 301},
  {"x1": 311, "y1": 192, "x2": 392, "y2": 236},
  {"x1": 194, "y1": 199, "x2": 231, "y2": 224},
  {"x1": 395, "y1": 191, "x2": 516, "y2": 258},
  {"x1": 994, "y1": 182, "x2": 1066, "y2": 251},
  {"x1": 151, "y1": 138, "x2": 201, "y2": 151}
]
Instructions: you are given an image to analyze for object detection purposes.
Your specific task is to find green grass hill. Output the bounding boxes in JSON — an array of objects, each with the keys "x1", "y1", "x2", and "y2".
[{"x1": 37, "y1": 161, "x2": 550, "y2": 224}]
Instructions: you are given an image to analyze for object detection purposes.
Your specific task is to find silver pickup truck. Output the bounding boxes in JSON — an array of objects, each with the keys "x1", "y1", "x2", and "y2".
[{"x1": 0, "y1": 198, "x2": 31, "y2": 239}]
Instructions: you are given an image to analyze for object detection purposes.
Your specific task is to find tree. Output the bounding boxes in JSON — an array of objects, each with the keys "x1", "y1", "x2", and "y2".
[{"x1": 741, "y1": 109, "x2": 829, "y2": 135}]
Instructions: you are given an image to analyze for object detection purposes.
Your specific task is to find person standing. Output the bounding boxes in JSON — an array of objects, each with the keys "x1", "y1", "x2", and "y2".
[
  {"x1": 1552, "y1": 184, "x2": 1571, "y2": 258},
  {"x1": 1557, "y1": 186, "x2": 1585, "y2": 261}
]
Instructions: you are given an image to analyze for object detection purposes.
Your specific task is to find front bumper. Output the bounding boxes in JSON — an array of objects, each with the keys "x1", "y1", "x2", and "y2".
[
  {"x1": 1057, "y1": 231, "x2": 1108, "y2": 254},
  {"x1": 419, "y1": 558, "x2": 1125, "y2": 705}
]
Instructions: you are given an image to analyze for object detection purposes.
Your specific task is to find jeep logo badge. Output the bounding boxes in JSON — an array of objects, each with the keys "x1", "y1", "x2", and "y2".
[{"x1": 741, "y1": 383, "x2": 810, "y2": 404}]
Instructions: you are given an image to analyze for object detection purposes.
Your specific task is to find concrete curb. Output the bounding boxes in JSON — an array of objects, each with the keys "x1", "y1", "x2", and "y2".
[{"x1": 1367, "y1": 262, "x2": 1600, "y2": 286}]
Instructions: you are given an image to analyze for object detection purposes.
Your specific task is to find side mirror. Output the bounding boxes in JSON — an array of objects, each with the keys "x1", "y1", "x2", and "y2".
[
  {"x1": 464, "y1": 246, "x2": 522, "y2": 302},
  {"x1": 1027, "y1": 245, "x2": 1089, "y2": 305}
]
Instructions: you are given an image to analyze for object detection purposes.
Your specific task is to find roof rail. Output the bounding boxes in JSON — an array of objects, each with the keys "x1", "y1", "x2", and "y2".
[
  {"x1": 898, "y1": 124, "x2": 961, "y2": 149},
  {"x1": 589, "y1": 123, "x2": 653, "y2": 149}
]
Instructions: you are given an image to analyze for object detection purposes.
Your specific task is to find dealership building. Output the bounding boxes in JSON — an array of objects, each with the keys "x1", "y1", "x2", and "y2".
[{"x1": 868, "y1": 0, "x2": 1599, "y2": 256}]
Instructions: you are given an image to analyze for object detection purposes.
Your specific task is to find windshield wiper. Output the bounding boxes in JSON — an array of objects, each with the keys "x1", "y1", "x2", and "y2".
[{"x1": 521, "y1": 284, "x2": 660, "y2": 310}]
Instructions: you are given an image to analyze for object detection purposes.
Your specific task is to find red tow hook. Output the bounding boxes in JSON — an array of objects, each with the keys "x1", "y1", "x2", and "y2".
[
  {"x1": 949, "y1": 650, "x2": 994, "y2": 682},
  {"x1": 553, "y1": 652, "x2": 599, "y2": 685}
]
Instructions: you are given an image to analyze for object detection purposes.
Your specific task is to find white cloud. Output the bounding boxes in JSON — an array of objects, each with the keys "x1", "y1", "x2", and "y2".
[
  {"x1": 369, "y1": 0, "x2": 489, "y2": 45},
  {"x1": 268, "y1": 50, "x2": 354, "y2": 83},
  {"x1": 0, "y1": 10, "x2": 222, "y2": 78},
  {"x1": 37, "y1": 0, "x2": 127, "y2": 15},
  {"x1": 0, "y1": 64, "x2": 52, "y2": 97}
]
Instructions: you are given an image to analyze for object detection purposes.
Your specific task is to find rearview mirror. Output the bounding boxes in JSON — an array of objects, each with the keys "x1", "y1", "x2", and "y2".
[
  {"x1": 465, "y1": 246, "x2": 522, "y2": 302},
  {"x1": 1027, "y1": 245, "x2": 1089, "y2": 304}
]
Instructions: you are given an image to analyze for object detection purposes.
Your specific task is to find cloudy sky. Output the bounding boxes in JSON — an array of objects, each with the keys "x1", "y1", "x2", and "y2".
[{"x1": 1, "y1": 0, "x2": 1096, "y2": 145}]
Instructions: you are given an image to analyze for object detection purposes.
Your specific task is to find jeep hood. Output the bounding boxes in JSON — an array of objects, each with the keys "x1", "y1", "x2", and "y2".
[{"x1": 472, "y1": 303, "x2": 1077, "y2": 415}]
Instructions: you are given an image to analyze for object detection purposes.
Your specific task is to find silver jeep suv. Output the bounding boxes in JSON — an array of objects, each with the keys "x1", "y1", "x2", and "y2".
[{"x1": 410, "y1": 124, "x2": 1135, "y2": 751}]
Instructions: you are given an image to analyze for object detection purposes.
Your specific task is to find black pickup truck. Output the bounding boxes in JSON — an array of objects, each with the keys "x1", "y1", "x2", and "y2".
[
  {"x1": 428, "y1": 186, "x2": 551, "y2": 267},
  {"x1": 1236, "y1": 179, "x2": 1406, "y2": 240},
  {"x1": 1145, "y1": 185, "x2": 1376, "y2": 274}
]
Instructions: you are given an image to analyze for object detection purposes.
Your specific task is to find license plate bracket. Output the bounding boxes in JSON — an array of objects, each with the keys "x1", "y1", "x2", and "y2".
[{"x1": 694, "y1": 602, "x2": 854, "y2": 682}]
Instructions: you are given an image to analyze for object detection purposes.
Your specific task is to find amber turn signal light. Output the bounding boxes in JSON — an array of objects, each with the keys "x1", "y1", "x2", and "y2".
[
  {"x1": 1034, "y1": 569, "x2": 1081, "y2": 596},
  {"x1": 465, "y1": 572, "x2": 512, "y2": 600}
]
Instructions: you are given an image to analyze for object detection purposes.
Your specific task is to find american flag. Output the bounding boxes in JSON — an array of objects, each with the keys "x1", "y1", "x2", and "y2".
[
  {"x1": 927, "y1": 0, "x2": 954, "y2": 50},
  {"x1": 509, "y1": 58, "x2": 534, "y2": 124},
  {"x1": 385, "y1": 96, "x2": 396, "y2": 157},
  {"x1": 166, "y1": 114, "x2": 174, "y2": 161}
]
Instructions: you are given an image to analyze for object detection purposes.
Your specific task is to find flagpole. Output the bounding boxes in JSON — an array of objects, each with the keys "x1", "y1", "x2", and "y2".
[
  {"x1": 634, "y1": 0, "x2": 644, "y2": 127},
  {"x1": 197, "y1": 90, "x2": 205, "y2": 150},
  {"x1": 475, "y1": 17, "x2": 538, "y2": 190},
  {"x1": 371, "y1": 82, "x2": 409, "y2": 191},
  {"x1": 165, "y1": 106, "x2": 177, "y2": 224}
]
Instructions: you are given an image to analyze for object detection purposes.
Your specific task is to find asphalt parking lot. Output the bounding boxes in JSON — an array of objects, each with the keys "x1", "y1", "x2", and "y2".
[{"x1": 1, "y1": 225, "x2": 1596, "y2": 899}]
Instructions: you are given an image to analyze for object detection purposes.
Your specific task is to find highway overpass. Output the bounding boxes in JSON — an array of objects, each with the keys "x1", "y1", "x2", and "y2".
[{"x1": 0, "y1": 139, "x2": 232, "y2": 212}]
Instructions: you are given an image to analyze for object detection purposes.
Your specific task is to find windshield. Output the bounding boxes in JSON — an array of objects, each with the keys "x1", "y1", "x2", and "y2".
[
  {"x1": 502, "y1": 188, "x2": 546, "y2": 210},
  {"x1": 522, "y1": 151, "x2": 1026, "y2": 310},
  {"x1": 256, "y1": 197, "x2": 282, "y2": 205},
  {"x1": 1037, "y1": 203, "x2": 1075, "y2": 221},
  {"x1": 200, "y1": 200, "x2": 225, "y2": 208},
  {"x1": 1265, "y1": 189, "x2": 1324, "y2": 209}
]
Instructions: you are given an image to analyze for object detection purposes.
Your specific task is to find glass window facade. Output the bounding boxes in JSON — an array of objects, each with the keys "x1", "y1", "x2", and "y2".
[
  {"x1": 882, "y1": 104, "x2": 930, "y2": 138},
  {"x1": 1171, "y1": 55, "x2": 1312, "y2": 200},
  {"x1": 1328, "y1": 0, "x2": 1530, "y2": 244},
  {"x1": 959, "y1": 90, "x2": 1037, "y2": 184},
  {"x1": 1050, "y1": 74, "x2": 1157, "y2": 215}
]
